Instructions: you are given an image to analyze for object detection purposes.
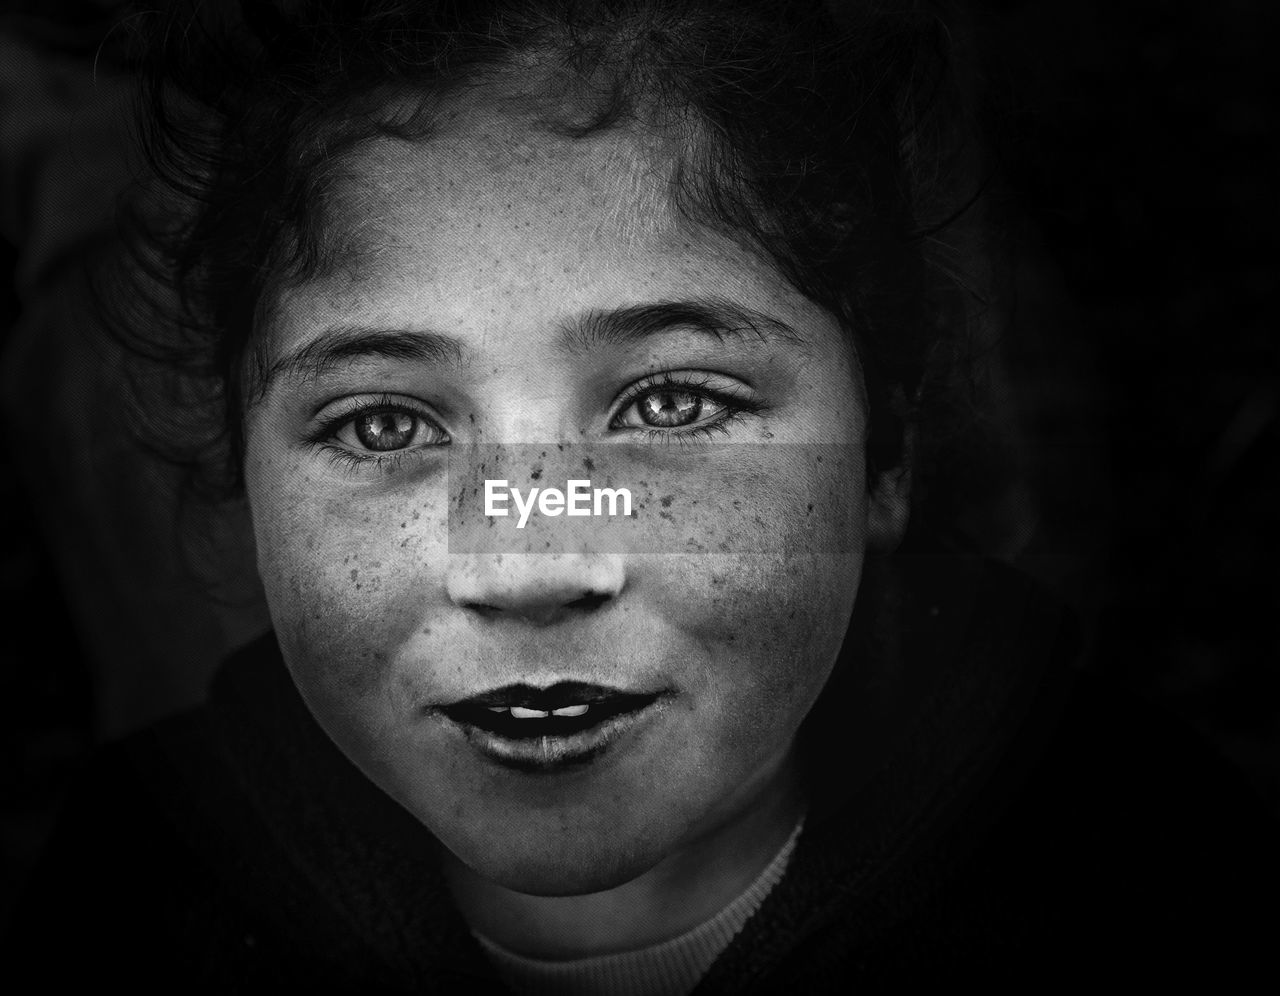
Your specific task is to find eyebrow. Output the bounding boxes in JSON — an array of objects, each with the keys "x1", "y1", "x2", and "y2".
[
  {"x1": 556, "y1": 299, "x2": 810, "y2": 354},
  {"x1": 262, "y1": 325, "x2": 465, "y2": 390},
  {"x1": 260, "y1": 297, "x2": 808, "y2": 394}
]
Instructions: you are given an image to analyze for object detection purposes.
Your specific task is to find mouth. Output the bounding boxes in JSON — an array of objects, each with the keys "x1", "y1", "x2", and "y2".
[{"x1": 437, "y1": 682, "x2": 667, "y2": 772}]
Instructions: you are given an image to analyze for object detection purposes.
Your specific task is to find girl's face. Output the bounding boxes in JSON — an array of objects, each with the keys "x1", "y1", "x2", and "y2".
[{"x1": 243, "y1": 105, "x2": 904, "y2": 895}]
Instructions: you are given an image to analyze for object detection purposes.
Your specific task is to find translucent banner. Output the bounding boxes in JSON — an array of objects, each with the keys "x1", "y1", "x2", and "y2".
[{"x1": 446, "y1": 443, "x2": 866, "y2": 554}]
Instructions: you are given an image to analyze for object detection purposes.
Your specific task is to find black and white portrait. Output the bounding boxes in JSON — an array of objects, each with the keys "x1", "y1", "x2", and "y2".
[{"x1": 2, "y1": 1, "x2": 1276, "y2": 991}]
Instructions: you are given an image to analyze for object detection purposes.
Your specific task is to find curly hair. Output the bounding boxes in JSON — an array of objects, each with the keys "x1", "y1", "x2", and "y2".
[{"x1": 111, "y1": 0, "x2": 1005, "y2": 549}]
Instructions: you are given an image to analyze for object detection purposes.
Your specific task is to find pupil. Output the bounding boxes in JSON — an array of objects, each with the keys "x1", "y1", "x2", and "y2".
[
  {"x1": 355, "y1": 411, "x2": 416, "y2": 451},
  {"x1": 642, "y1": 390, "x2": 701, "y2": 427}
]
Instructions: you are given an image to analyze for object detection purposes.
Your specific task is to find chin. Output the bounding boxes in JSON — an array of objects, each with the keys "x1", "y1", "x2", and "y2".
[{"x1": 449, "y1": 820, "x2": 674, "y2": 898}]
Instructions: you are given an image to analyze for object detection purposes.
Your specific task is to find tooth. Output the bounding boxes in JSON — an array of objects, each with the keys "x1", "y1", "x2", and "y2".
[
  {"x1": 510, "y1": 706, "x2": 550, "y2": 719},
  {"x1": 486, "y1": 706, "x2": 507, "y2": 713},
  {"x1": 552, "y1": 704, "x2": 589, "y2": 717}
]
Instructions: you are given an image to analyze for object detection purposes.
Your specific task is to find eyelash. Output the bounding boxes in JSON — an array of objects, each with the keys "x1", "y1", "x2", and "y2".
[
  {"x1": 608, "y1": 371, "x2": 767, "y2": 444},
  {"x1": 308, "y1": 394, "x2": 444, "y2": 475},
  {"x1": 309, "y1": 375, "x2": 766, "y2": 474}
]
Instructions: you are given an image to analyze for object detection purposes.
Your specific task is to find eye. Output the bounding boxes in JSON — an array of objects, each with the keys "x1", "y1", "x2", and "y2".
[
  {"x1": 610, "y1": 373, "x2": 765, "y2": 438},
  {"x1": 629, "y1": 387, "x2": 724, "y2": 429},
  {"x1": 318, "y1": 397, "x2": 450, "y2": 457},
  {"x1": 338, "y1": 410, "x2": 440, "y2": 451}
]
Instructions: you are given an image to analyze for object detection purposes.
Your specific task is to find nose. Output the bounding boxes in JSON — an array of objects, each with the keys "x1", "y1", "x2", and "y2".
[{"x1": 445, "y1": 552, "x2": 626, "y2": 625}]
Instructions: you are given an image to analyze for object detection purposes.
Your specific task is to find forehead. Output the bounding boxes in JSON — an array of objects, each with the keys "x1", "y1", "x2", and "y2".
[
  {"x1": 266, "y1": 103, "x2": 845, "y2": 360},
  {"x1": 336, "y1": 106, "x2": 676, "y2": 263}
]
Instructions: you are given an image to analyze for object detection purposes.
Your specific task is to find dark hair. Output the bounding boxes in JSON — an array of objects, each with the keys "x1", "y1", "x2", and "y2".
[{"x1": 114, "y1": 0, "x2": 1005, "y2": 546}]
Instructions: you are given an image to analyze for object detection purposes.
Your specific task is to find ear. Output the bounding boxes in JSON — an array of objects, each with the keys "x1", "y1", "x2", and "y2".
[{"x1": 867, "y1": 425, "x2": 914, "y2": 552}]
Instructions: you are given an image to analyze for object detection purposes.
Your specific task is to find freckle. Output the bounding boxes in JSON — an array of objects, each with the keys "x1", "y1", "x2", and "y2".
[
  {"x1": 401, "y1": 538, "x2": 410, "y2": 547},
  {"x1": 659, "y1": 510, "x2": 672, "y2": 521},
  {"x1": 401, "y1": 522, "x2": 407, "y2": 528},
  {"x1": 660, "y1": 495, "x2": 674, "y2": 508},
  {"x1": 422, "y1": 625, "x2": 432, "y2": 636},
  {"x1": 583, "y1": 457, "x2": 595, "y2": 472},
  {"x1": 530, "y1": 466, "x2": 543, "y2": 481},
  {"x1": 350, "y1": 569, "x2": 359, "y2": 581}
]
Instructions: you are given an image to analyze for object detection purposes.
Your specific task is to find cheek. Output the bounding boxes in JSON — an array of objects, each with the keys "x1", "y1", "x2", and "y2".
[
  {"x1": 633, "y1": 448, "x2": 867, "y2": 751},
  {"x1": 245, "y1": 453, "x2": 450, "y2": 709},
  {"x1": 670, "y1": 552, "x2": 860, "y2": 733}
]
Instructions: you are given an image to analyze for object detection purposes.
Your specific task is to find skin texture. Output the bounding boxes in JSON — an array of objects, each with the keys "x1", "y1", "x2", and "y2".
[{"x1": 242, "y1": 102, "x2": 909, "y2": 955}]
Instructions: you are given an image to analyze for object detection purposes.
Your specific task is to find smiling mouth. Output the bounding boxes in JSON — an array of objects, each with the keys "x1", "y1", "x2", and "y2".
[{"x1": 438, "y1": 682, "x2": 665, "y2": 771}]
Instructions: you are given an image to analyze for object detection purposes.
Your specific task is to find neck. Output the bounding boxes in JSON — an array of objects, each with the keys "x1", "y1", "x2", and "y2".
[{"x1": 439, "y1": 749, "x2": 806, "y2": 959}]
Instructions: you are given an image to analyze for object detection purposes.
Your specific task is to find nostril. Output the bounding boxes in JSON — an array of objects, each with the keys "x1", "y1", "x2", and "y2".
[
  {"x1": 445, "y1": 553, "x2": 626, "y2": 623},
  {"x1": 460, "y1": 591, "x2": 612, "y2": 621},
  {"x1": 565, "y1": 591, "x2": 611, "y2": 612}
]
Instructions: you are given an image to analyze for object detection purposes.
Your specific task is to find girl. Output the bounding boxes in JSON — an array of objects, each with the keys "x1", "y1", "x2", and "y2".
[{"x1": 11, "y1": 0, "x2": 1276, "y2": 991}]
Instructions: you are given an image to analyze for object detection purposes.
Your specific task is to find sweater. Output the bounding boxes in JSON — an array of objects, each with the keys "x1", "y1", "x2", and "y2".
[
  {"x1": 7, "y1": 556, "x2": 1278, "y2": 991},
  {"x1": 472, "y1": 813, "x2": 804, "y2": 995}
]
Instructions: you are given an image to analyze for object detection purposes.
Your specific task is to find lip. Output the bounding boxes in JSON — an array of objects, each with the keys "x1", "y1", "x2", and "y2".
[
  {"x1": 448, "y1": 681, "x2": 655, "y2": 712},
  {"x1": 435, "y1": 690, "x2": 670, "y2": 773}
]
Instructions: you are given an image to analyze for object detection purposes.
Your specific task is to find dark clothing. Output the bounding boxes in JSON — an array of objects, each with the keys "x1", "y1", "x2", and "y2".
[{"x1": 8, "y1": 558, "x2": 1278, "y2": 991}]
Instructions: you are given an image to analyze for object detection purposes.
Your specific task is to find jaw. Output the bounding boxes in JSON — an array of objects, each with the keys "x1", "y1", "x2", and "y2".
[
  {"x1": 428, "y1": 717, "x2": 802, "y2": 898},
  {"x1": 434, "y1": 738, "x2": 806, "y2": 966}
]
